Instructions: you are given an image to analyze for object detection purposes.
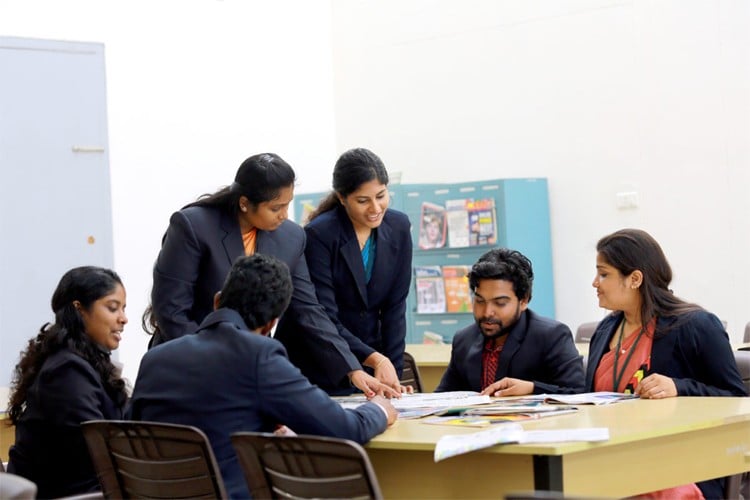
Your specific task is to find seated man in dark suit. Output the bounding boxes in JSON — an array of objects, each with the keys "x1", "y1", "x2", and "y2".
[
  {"x1": 128, "y1": 254, "x2": 397, "y2": 499},
  {"x1": 436, "y1": 248, "x2": 584, "y2": 396}
]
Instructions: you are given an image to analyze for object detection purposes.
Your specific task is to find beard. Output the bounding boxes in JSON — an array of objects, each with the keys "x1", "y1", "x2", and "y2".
[{"x1": 475, "y1": 305, "x2": 522, "y2": 339}]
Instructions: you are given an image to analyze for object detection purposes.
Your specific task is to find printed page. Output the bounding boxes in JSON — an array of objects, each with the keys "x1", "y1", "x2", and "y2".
[
  {"x1": 543, "y1": 392, "x2": 639, "y2": 405},
  {"x1": 434, "y1": 423, "x2": 524, "y2": 461}
]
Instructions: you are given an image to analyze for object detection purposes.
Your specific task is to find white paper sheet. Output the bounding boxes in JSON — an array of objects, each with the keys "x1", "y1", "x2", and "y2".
[{"x1": 434, "y1": 426, "x2": 610, "y2": 462}]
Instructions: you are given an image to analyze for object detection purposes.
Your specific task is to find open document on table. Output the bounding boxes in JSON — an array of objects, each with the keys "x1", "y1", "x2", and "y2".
[
  {"x1": 334, "y1": 391, "x2": 492, "y2": 418},
  {"x1": 434, "y1": 424, "x2": 610, "y2": 462}
]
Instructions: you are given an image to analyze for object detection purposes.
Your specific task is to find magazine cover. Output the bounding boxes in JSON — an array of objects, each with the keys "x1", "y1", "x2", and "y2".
[
  {"x1": 467, "y1": 198, "x2": 497, "y2": 246},
  {"x1": 414, "y1": 265, "x2": 446, "y2": 313},
  {"x1": 445, "y1": 199, "x2": 470, "y2": 248},
  {"x1": 419, "y1": 202, "x2": 447, "y2": 249},
  {"x1": 442, "y1": 265, "x2": 472, "y2": 313},
  {"x1": 445, "y1": 198, "x2": 497, "y2": 248}
]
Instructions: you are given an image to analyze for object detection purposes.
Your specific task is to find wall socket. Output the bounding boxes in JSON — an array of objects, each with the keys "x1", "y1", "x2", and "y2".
[{"x1": 616, "y1": 191, "x2": 639, "y2": 209}]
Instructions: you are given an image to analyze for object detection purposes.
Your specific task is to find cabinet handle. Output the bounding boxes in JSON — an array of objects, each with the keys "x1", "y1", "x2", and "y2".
[{"x1": 72, "y1": 146, "x2": 105, "y2": 153}]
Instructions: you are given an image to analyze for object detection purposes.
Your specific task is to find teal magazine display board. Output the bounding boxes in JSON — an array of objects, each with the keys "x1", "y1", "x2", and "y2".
[{"x1": 294, "y1": 178, "x2": 554, "y2": 344}]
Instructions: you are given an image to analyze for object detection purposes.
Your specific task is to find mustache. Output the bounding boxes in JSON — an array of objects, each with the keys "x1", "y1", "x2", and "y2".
[{"x1": 478, "y1": 317, "x2": 503, "y2": 326}]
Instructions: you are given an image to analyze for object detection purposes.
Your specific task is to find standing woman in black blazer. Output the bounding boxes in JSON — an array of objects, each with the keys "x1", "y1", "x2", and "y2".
[
  {"x1": 146, "y1": 153, "x2": 399, "y2": 397},
  {"x1": 284, "y1": 148, "x2": 413, "y2": 393},
  {"x1": 6, "y1": 266, "x2": 128, "y2": 498}
]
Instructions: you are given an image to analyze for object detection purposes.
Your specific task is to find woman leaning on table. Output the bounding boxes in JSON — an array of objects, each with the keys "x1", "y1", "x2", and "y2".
[
  {"x1": 279, "y1": 148, "x2": 413, "y2": 394},
  {"x1": 6, "y1": 266, "x2": 129, "y2": 498},
  {"x1": 586, "y1": 228, "x2": 747, "y2": 500},
  {"x1": 146, "y1": 152, "x2": 400, "y2": 397}
]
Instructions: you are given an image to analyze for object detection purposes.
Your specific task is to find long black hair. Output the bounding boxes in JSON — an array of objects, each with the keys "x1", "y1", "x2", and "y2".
[
  {"x1": 596, "y1": 228, "x2": 701, "y2": 330},
  {"x1": 7, "y1": 266, "x2": 128, "y2": 424},
  {"x1": 187, "y1": 153, "x2": 296, "y2": 215}
]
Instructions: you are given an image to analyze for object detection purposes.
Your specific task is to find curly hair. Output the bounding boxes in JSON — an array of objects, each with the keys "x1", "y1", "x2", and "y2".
[
  {"x1": 7, "y1": 266, "x2": 128, "y2": 424},
  {"x1": 468, "y1": 248, "x2": 534, "y2": 302},
  {"x1": 218, "y1": 254, "x2": 293, "y2": 329}
]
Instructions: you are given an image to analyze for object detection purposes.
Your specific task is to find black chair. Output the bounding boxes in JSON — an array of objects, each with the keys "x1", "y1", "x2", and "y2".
[
  {"x1": 744, "y1": 321, "x2": 750, "y2": 344},
  {"x1": 574, "y1": 322, "x2": 598, "y2": 343},
  {"x1": 81, "y1": 420, "x2": 227, "y2": 499},
  {"x1": 399, "y1": 351, "x2": 424, "y2": 393},
  {"x1": 231, "y1": 432, "x2": 382, "y2": 499}
]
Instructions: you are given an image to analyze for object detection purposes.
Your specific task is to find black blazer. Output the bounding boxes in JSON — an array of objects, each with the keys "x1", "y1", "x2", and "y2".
[
  {"x1": 586, "y1": 310, "x2": 747, "y2": 396},
  {"x1": 150, "y1": 205, "x2": 360, "y2": 388},
  {"x1": 585, "y1": 310, "x2": 747, "y2": 499},
  {"x1": 436, "y1": 309, "x2": 585, "y2": 394},
  {"x1": 299, "y1": 205, "x2": 412, "y2": 375},
  {"x1": 7, "y1": 348, "x2": 125, "y2": 498},
  {"x1": 129, "y1": 308, "x2": 388, "y2": 499}
]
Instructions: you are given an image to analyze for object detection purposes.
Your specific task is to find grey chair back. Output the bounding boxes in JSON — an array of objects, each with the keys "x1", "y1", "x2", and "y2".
[
  {"x1": 81, "y1": 420, "x2": 227, "y2": 499},
  {"x1": 231, "y1": 432, "x2": 383, "y2": 500},
  {"x1": 734, "y1": 350, "x2": 750, "y2": 395},
  {"x1": 574, "y1": 321, "x2": 598, "y2": 343}
]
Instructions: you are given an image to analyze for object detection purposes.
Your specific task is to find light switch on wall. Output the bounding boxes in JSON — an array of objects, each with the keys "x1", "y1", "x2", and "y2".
[{"x1": 616, "y1": 191, "x2": 639, "y2": 209}]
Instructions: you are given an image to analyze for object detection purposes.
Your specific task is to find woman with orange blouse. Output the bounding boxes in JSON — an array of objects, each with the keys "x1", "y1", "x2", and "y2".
[{"x1": 586, "y1": 228, "x2": 747, "y2": 499}]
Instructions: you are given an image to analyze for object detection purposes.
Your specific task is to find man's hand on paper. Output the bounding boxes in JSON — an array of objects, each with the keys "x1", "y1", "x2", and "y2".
[
  {"x1": 370, "y1": 395, "x2": 399, "y2": 426},
  {"x1": 480, "y1": 377, "x2": 534, "y2": 397}
]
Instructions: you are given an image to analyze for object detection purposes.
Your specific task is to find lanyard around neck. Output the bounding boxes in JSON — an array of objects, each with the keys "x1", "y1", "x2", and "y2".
[{"x1": 612, "y1": 319, "x2": 646, "y2": 392}]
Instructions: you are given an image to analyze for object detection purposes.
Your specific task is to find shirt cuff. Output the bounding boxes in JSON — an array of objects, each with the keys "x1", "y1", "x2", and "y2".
[{"x1": 371, "y1": 402, "x2": 390, "y2": 423}]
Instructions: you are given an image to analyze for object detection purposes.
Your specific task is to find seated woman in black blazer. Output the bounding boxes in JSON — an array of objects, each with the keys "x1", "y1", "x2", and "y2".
[
  {"x1": 587, "y1": 228, "x2": 747, "y2": 500},
  {"x1": 6, "y1": 266, "x2": 129, "y2": 498}
]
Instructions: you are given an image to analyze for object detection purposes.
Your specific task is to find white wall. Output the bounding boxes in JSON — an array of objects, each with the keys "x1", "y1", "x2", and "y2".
[
  {"x1": 331, "y1": 0, "x2": 750, "y2": 342},
  {"x1": 1, "y1": 0, "x2": 748, "y2": 387},
  {"x1": 0, "y1": 0, "x2": 339, "y2": 384}
]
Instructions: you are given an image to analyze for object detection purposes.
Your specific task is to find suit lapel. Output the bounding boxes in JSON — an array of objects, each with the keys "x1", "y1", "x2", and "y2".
[
  {"x1": 338, "y1": 210, "x2": 368, "y2": 305},
  {"x1": 219, "y1": 211, "x2": 244, "y2": 264},
  {"x1": 256, "y1": 228, "x2": 280, "y2": 257},
  {"x1": 468, "y1": 327, "x2": 486, "y2": 390},
  {"x1": 368, "y1": 215, "x2": 396, "y2": 296},
  {"x1": 496, "y1": 311, "x2": 529, "y2": 379}
]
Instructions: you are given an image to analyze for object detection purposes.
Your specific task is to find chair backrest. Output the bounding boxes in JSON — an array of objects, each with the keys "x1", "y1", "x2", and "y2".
[
  {"x1": 399, "y1": 351, "x2": 424, "y2": 393},
  {"x1": 744, "y1": 321, "x2": 750, "y2": 343},
  {"x1": 231, "y1": 432, "x2": 383, "y2": 500},
  {"x1": 734, "y1": 350, "x2": 750, "y2": 395},
  {"x1": 574, "y1": 321, "x2": 598, "y2": 343},
  {"x1": 81, "y1": 420, "x2": 227, "y2": 499},
  {"x1": 0, "y1": 471, "x2": 38, "y2": 499}
]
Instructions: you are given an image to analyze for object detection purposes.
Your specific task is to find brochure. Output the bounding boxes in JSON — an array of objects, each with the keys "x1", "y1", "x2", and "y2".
[
  {"x1": 423, "y1": 408, "x2": 578, "y2": 428},
  {"x1": 542, "y1": 392, "x2": 639, "y2": 405}
]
